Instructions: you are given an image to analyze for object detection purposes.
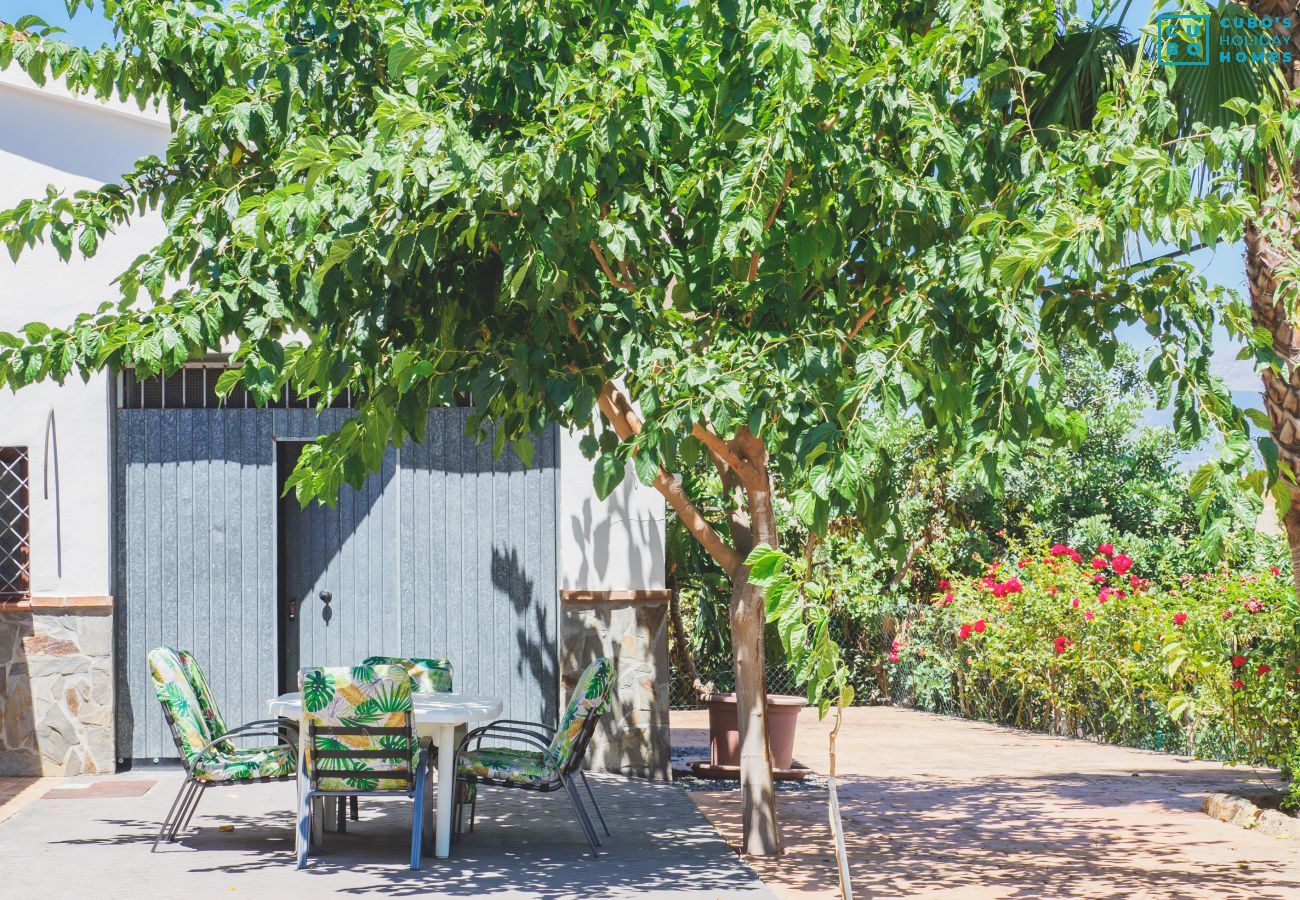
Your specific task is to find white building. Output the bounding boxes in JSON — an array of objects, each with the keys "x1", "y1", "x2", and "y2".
[{"x1": 0, "y1": 69, "x2": 669, "y2": 779}]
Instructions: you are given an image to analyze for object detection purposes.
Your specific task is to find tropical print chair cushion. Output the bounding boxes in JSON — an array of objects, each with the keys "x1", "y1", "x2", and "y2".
[
  {"x1": 149, "y1": 646, "x2": 296, "y2": 783},
  {"x1": 148, "y1": 646, "x2": 212, "y2": 766},
  {"x1": 361, "y1": 656, "x2": 453, "y2": 693},
  {"x1": 546, "y1": 657, "x2": 615, "y2": 765},
  {"x1": 193, "y1": 744, "x2": 296, "y2": 783},
  {"x1": 300, "y1": 664, "x2": 419, "y2": 793},
  {"x1": 457, "y1": 746, "x2": 558, "y2": 788},
  {"x1": 177, "y1": 649, "x2": 234, "y2": 755}
]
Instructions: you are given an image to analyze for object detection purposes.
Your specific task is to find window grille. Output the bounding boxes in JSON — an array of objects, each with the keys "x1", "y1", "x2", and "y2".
[
  {"x1": 119, "y1": 366, "x2": 355, "y2": 410},
  {"x1": 0, "y1": 448, "x2": 30, "y2": 599}
]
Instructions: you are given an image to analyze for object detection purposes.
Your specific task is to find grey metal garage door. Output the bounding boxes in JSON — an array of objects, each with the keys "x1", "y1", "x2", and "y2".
[{"x1": 113, "y1": 403, "x2": 558, "y2": 763}]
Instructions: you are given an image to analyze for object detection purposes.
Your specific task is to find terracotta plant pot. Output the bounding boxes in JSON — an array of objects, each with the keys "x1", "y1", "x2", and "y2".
[{"x1": 704, "y1": 692, "x2": 807, "y2": 770}]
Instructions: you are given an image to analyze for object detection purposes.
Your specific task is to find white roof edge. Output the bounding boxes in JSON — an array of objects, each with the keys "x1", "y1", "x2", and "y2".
[{"x1": 0, "y1": 66, "x2": 171, "y2": 129}]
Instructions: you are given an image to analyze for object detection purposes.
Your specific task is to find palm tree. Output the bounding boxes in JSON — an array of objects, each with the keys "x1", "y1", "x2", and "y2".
[
  {"x1": 1033, "y1": 3, "x2": 1299, "y2": 587},
  {"x1": 1236, "y1": 9, "x2": 1300, "y2": 588}
]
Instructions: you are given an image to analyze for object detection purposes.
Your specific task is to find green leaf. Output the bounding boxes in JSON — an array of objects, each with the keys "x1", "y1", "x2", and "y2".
[{"x1": 593, "y1": 453, "x2": 625, "y2": 501}]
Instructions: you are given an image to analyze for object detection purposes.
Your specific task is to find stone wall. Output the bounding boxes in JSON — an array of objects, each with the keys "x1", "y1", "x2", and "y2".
[
  {"x1": 560, "y1": 590, "x2": 670, "y2": 780},
  {"x1": 0, "y1": 598, "x2": 114, "y2": 776}
]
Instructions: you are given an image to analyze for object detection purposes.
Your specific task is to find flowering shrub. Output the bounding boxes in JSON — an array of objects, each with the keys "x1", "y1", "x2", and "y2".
[{"x1": 895, "y1": 542, "x2": 1299, "y2": 804}]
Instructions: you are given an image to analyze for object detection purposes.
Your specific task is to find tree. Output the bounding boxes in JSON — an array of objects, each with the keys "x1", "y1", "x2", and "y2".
[
  {"x1": 1026, "y1": 3, "x2": 1300, "y2": 590},
  {"x1": 0, "y1": 0, "x2": 1266, "y2": 854}
]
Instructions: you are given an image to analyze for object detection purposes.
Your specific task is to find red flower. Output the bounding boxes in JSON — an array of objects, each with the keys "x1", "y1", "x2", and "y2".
[
  {"x1": 1048, "y1": 586, "x2": 1059, "y2": 596},
  {"x1": 938, "y1": 579, "x2": 951, "y2": 590},
  {"x1": 1050, "y1": 543, "x2": 1069, "y2": 557},
  {"x1": 1231, "y1": 679, "x2": 1244, "y2": 690},
  {"x1": 1097, "y1": 543, "x2": 1114, "y2": 557},
  {"x1": 887, "y1": 651, "x2": 900, "y2": 664},
  {"x1": 1270, "y1": 566, "x2": 1280, "y2": 577},
  {"x1": 1222, "y1": 609, "x2": 1234, "y2": 620},
  {"x1": 1173, "y1": 612, "x2": 1188, "y2": 627},
  {"x1": 1017, "y1": 559, "x2": 1029, "y2": 569},
  {"x1": 1005, "y1": 577, "x2": 1023, "y2": 594},
  {"x1": 1245, "y1": 598, "x2": 1264, "y2": 614},
  {"x1": 1256, "y1": 663, "x2": 1271, "y2": 675},
  {"x1": 958, "y1": 624, "x2": 973, "y2": 640},
  {"x1": 973, "y1": 619, "x2": 987, "y2": 634},
  {"x1": 1091, "y1": 556, "x2": 1107, "y2": 570},
  {"x1": 1093, "y1": 573, "x2": 1106, "y2": 583},
  {"x1": 1231, "y1": 655, "x2": 1247, "y2": 668},
  {"x1": 1129, "y1": 574, "x2": 1141, "y2": 589},
  {"x1": 1053, "y1": 636, "x2": 1072, "y2": 655},
  {"x1": 891, "y1": 641, "x2": 901, "y2": 651},
  {"x1": 1111, "y1": 554, "x2": 1133, "y2": 576},
  {"x1": 1083, "y1": 610, "x2": 1095, "y2": 622},
  {"x1": 1068, "y1": 549, "x2": 1083, "y2": 563},
  {"x1": 1071, "y1": 597, "x2": 1080, "y2": 608},
  {"x1": 940, "y1": 592, "x2": 955, "y2": 606},
  {"x1": 1098, "y1": 587, "x2": 1114, "y2": 604}
]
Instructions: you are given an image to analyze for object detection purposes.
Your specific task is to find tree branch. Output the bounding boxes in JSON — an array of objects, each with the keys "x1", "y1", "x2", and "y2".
[
  {"x1": 589, "y1": 241, "x2": 636, "y2": 291},
  {"x1": 597, "y1": 382, "x2": 742, "y2": 575},
  {"x1": 692, "y1": 422, "x2": 759, "y2": 486},
  {"x1": 747, "y1": 166, "x2": 793, "y2": 283}
]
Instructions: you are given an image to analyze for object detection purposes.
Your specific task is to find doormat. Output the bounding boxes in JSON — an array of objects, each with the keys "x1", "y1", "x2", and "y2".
[{"x1": 42, "y1": 780, "x2": 156, "y2": 800}]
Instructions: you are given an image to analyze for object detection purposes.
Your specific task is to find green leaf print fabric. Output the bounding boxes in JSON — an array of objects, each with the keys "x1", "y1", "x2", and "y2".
[
  {"x1": 300, "y1": 664, "x2": 419, "y2": 793},
  {"x1": 546, "y1": 657, "x2": 615, "y2": 765},
  {"x1": 148, "y1": 646, "x2": 294, "y2": 783},
  {"x1": 456, "y1": 657, "x2": 614, "y2": 788},
  {"x1": 361, "y1": 656, "x2": 453, "y2": 693}
]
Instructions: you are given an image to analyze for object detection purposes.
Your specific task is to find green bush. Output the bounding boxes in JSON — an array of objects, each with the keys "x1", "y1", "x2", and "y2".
[{"x1": 892, "y1": 540, "x2": 1299, "y2": 803}]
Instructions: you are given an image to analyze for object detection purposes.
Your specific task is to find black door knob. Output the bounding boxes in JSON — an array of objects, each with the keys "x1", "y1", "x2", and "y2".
[{"x1": 320, "y1": 590, "x2": 332, "y2": 606}]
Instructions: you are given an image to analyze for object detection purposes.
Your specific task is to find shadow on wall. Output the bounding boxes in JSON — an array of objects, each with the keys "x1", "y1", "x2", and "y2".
[
  {"x1": 0, "y1": 611, "x2": 38, "y2": 775},
  {"x1": 566, "y1": 484, "x2": 665, "y2": 590},
  {"x1": 491, "y1": 546, "x2": 559, "y2": 725},
  {"x1": 0, "y1": 80, "x2": 168, "y2": 185}
]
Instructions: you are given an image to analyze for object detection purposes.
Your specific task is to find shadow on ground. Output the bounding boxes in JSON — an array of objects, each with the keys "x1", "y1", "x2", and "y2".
[{"x1": 0, "y1": 773, "x2": 770, "y2": 899}]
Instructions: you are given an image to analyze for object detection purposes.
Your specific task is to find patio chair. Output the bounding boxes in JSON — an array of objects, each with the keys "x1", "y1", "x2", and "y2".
[
  {"x1": 295, "y1": 664, "x2": 431, "y2": 870},
  {"x1": 360, "y1": 656, "x2": 454, "y2": 693},
  {"x1": 332, "y1": 656, "x2": 453, "y2": 826},
  {"x1": 454, "y1": 656, "x2": 615, "y2": 854},
  {"x1": 147, "y1": 647, "x2": 296, "y2": 851}
]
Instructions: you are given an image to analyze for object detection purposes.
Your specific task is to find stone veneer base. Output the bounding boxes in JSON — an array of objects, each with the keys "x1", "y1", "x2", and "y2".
[
  {"x1": 0, "y1": 602, "x2": 114, "y2": 776},
  {"x1": 560, "y1": 589, "x2": 671, "y2": 780}
]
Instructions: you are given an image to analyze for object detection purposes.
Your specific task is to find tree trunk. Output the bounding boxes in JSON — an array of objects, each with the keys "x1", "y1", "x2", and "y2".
[
  {"x1": 729, "y1": 501, "x2": 782, "y2": 856},
  {"x1": 595, "y1": 383, "x2": 782, "y2": 855},
  {"x1": 1246, "y1": 3, "x2": 1300, "y2": 595}
]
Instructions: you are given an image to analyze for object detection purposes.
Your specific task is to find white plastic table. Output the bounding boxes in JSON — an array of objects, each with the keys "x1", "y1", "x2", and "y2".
[{"x1": 268, "y1": 691, "x2": 503, "y2": 858}]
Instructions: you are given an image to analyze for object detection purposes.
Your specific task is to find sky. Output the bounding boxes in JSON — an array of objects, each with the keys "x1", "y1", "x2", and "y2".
[{"x1": 0, "y1": 0, "x2": 1267, "y2": 448}]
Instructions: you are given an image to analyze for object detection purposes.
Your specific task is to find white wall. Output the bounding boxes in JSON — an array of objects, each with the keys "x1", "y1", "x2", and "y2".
[
  {"x1": 0, "y1": 71, "x2": 169, "y2": 597},
  {"x1": 558, "y1": 428, "x2": 666, "y2": 591},
  {"x1": 0, "y1": 70, "x2": 666, "y2": 597}
]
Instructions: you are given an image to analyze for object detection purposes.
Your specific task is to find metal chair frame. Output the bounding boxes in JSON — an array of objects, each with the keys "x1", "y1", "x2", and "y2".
[
  {"x1": 152, "y1": 717, "x2": 297, "y2": 852},
  {"x1": 453, "y1": 714, "x2": 611, "y2": 854},
  {"x1": 296, "y1": 703, "x2": 431, "y2": 869}
]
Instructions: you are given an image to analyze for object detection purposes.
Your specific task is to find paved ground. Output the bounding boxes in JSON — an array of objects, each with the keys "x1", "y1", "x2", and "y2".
[
  {"x1": 0, "y1": 774, "x2": 51, "y2": 823},
  {"x1": 676, "y1": 706, "x2": 1300, "y2": 899},
  {"x1": 0, "y1": 770, "x2": 771, "y2": 899}
]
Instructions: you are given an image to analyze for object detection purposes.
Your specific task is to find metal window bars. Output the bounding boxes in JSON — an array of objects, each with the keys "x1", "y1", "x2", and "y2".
[
  {"x1": 118, "y1": 365, "x2": 355, "y2": 410},
  {"x1": 0, "y1": 448, "x2": 30, "y2": 599}
]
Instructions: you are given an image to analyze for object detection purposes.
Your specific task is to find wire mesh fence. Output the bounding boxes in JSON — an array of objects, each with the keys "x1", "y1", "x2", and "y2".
[{"x1": 669, "y1": 663, "x2": 806, "y2": 709}]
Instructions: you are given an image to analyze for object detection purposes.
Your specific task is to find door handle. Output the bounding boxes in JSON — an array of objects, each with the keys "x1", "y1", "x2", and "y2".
[
  {"x1": 320, "y1": 590, "x2": 332, "y2": 607},
  {"x1": 287, "y1": 597, "x2": 299, "y2": 622}
]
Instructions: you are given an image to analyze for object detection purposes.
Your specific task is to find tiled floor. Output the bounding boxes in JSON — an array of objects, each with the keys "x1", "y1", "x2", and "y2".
[
  {"x1": 675, "y1": 707, "x2": 1300, "y2": 899},
  {"x1": 0, "y1": 770, "x2": 771, "y2": 899}
]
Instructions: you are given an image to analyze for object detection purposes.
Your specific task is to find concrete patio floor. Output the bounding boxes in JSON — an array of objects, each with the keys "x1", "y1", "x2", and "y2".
[
  {"x1": 0, "y1": 770, "x2": 772, "y2": 899},
  {"x1": 675, "y1": 706, "x2": 1300, "y2": 899}
]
